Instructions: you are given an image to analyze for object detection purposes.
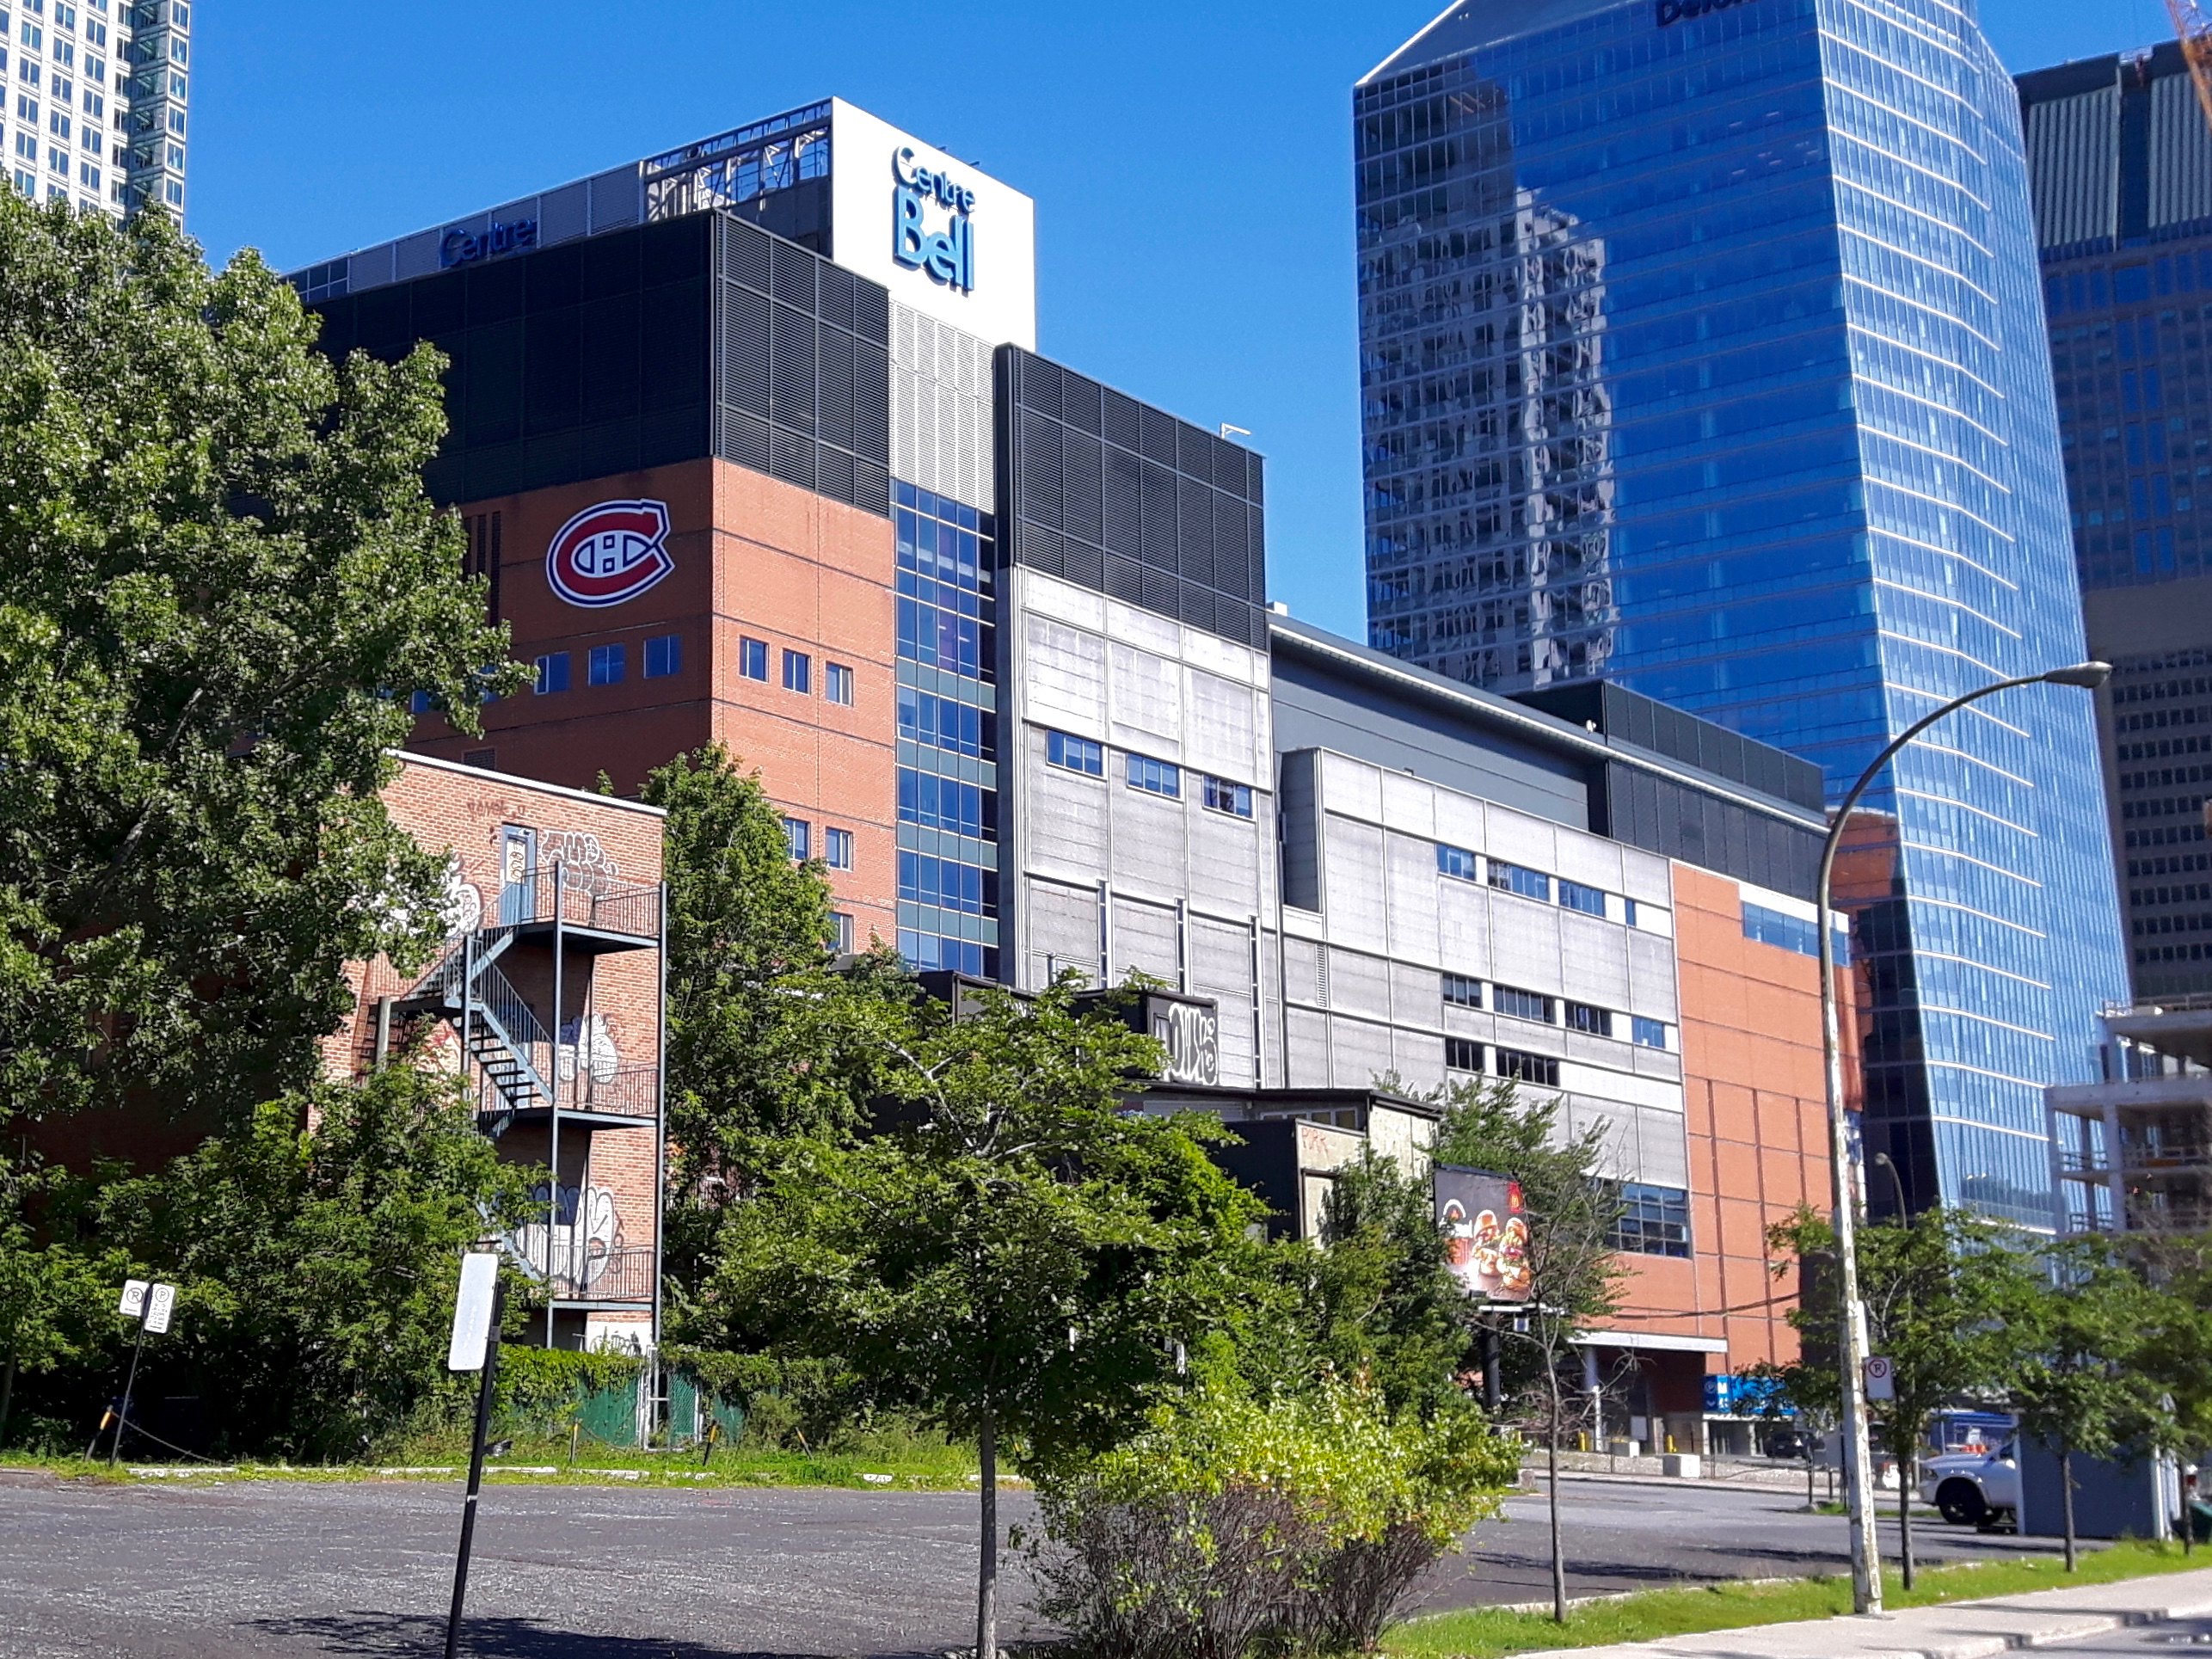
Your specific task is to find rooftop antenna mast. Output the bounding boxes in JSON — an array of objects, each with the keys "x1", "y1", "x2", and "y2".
[{"x1": 2168, "y1": 0, "x2": 2212, "y2": 132}]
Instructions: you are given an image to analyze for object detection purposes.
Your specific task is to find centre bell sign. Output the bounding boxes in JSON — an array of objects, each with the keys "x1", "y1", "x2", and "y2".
[{"x1": 826, "y1": 99, "x2": 1036, "y2": 353}]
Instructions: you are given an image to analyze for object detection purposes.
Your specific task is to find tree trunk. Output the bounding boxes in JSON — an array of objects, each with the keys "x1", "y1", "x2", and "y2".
[
  {"x1": 1547, "y1": 1369, "x2": 1567, "y2": 1625},
  {"x1": 976, "y1": 1405, "x2": 998, "y2": 1659},
  {"x1": 2061, "y1": 1444, "x2": 2079, "y2": 1573},
  {"x1": 1898, "y1": 1451, "x2": 1914, "y2": 1591},
  {"x1": 1806, "y1": 1438, "x2": 1816, "y2": 1511}
]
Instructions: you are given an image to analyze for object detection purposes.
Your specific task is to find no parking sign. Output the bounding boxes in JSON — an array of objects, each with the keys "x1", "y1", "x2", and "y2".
[{"x1": 1865, "y1": 1355, "x2": 1896, "y2": 1401}]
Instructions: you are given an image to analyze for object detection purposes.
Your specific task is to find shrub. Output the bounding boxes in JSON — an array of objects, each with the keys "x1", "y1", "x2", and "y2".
[{"x1": 1024, "y1": 1379, "x2": 1516, "y2": 1657}]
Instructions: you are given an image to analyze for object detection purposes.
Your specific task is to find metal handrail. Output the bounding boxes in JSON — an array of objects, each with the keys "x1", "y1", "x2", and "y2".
[
  {"x1": 2103, "y1": 992, "x2": 2212, "y2": 1017},
  {"x1": 544, "y1": 1244, "x2": 655, "y2": 1303},
  {"x1": 492, "y1": 872, "x2": 661, "y2": 938},
  {"x1": 568, "y1": 1063, "x2": 660, "y2": 1120}
]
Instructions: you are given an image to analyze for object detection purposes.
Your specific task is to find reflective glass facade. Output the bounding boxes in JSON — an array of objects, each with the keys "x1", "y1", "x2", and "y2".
[{"x1": 1356, "y1": 0, "x2": 2129, "y2": 1222}]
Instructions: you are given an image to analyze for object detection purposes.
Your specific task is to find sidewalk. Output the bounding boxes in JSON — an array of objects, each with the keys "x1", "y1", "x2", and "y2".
[{"x1": 1511, "y1": 1566, "x2": 2212, "y2": 1658}]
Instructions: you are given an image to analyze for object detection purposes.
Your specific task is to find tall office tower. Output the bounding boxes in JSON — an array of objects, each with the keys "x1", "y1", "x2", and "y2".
[
  {"x1": 2, "y1": 0, "x2": 189, "y2": 218},
  {"x1": 2017, "y1": 46, "x2": 2212, "y2": 1000},
  {"x1": 1355, "y1": 0, "x2": 2128, "y2": 1221}
]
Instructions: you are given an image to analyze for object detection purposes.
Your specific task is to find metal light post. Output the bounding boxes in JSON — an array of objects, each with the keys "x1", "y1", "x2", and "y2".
[{"x1": 1816, "y1": 659, "x2": 2109, "y2": 1616}]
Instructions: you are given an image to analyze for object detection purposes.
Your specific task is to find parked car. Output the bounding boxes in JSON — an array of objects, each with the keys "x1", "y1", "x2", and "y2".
[
  {"x1": 1920, "y1": 1440, "x2": 2019, "y2": 1528},
  {"x1": 1764, "y1": 1427, "x2": 1810, "y2": 1460}
]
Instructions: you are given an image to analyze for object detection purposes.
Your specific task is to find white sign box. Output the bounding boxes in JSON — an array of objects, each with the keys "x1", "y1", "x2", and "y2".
[{"x1": 447, "y1": 1252, "x2": 500, "y2": 1373}]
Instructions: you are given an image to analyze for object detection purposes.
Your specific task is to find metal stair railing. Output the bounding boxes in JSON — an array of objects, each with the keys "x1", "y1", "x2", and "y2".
[{"x1": 468, "y1": 958, "x2": 553, "y2": 1121}]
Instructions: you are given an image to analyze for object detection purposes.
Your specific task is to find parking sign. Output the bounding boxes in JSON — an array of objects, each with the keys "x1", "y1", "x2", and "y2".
[{"x1": 1865, "y1": 1355, "x2": 1896, "y2": 1401}]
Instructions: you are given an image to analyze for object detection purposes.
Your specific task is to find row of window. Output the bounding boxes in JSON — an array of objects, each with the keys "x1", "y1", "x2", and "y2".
[
  {"x1": 778, "y1": 816, "x2": 853, "y2": 870},
  {"x1": 1442, "y1": 1038, "x2": 1561, "y2": 1088},
  {"x1": 2132, "y1": 910, "x2": 2212, "y2": 938},
  {"x1": 1043, "y1": 730, "x2": 1257, "y2": 820},
  {"x1": 1741, "y1": 901, "x2": 1847, "y2": 963},
  {"x1": 1434, "y1": 844, "x2": 1634, "y2": 923},
  {"x1": 2123, "y1": 765, "x2": 2212, "y2": 790},
  {"x1": 2127, "y1": 822, "x2": 2208, "y2": 849},
  {"x1": 525, "y1": 637, "x2": 856, "y2": 703},
  {"x1": 2129, "y1": 851, "x2": 2211, "y2": 879},
  {"x1": 899, "y1": 766, "x2": 994, "y2": 840},
  {"x1": 737, "y1": 638, "x2": 854, "y2": 704},
  {"x1": 2122, "y1": 794, "x2": 2205, "y2": 820},
  {"x1": 1438, "y1": 972, "x2": 1668, "y2": 1048},
  {"x1": 897, "y1": 850, "x2": 993, "y2": 916},
  {"x1": 1608, "y1": 1183, "x2": 1692, "y2": 1259},
  {"x1": 898, "y1": 685, "x2": 992, "y2": 759},
  {"x1": 2131, "y1": 883, "x2": 2212, "y2": 907}
]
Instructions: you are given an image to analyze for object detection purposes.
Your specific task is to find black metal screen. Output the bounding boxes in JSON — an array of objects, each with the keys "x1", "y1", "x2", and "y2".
[{"x1": 996, "y1": 347, "x2": 1268, "y2": 648}]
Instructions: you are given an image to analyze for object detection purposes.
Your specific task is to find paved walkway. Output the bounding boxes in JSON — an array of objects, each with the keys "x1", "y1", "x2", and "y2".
[{"x1": 1512, "y1": 1565, "x2": 2212, "y2": 1658}]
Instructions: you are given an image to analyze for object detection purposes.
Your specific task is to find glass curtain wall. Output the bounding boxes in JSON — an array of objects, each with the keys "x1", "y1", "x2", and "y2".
[{"x1": 1355, "y1": 0, "x2": 2128, "y2": 1222}]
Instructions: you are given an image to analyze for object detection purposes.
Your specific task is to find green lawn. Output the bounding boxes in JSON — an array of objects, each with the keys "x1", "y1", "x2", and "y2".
[{"x1": 1385, "y1": 1539, "x2": 2206, "y2": 1658}]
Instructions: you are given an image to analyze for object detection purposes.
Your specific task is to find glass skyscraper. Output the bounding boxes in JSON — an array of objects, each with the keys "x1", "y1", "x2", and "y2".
[{"x1": 1355, "y1": 0, "x2": 2129, "y2": 1222}]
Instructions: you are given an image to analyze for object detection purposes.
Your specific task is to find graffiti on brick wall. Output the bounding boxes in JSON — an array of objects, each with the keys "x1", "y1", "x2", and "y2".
[
  {"x1": 519, "y1": 1180, "x2": 622, "y2": 1289},
  {"x1": 558, "y1": 1014, "x2": 621, "y2": 1083},
  {"x1": 536, "y1": 828, "x2": 621, "y2": 894}
]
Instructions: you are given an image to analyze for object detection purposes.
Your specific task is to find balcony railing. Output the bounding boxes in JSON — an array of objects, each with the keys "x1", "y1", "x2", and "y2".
[
  {"x1": 492, "y1": 873, "x2": 661, "y2": 940},
  {"x1": 542, "y1": 1244, "x2": 655, "y2": 1304},
  {"x1": 2104, "y1": 992, "x2": 2212, "y2": 1017},
  {"x1": 568, "y1": 1063, "x2": 660, "y2": 1121},
  {"x1": 2059, "y1": 1147, "x2": 2106, "y2": 1173}
]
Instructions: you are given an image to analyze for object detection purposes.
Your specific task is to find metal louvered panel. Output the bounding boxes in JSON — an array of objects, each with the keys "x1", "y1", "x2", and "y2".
[
  {"x1": 1140, "y1": 566, "x2": 1178, "y2": 617},
  {"x1": 852, "y1": 340, "x2": 889, "y2": 465},
  {"x1": 770, "y1": 239, "x2": 816, "y2": 309},
  {"x1": 1178, "y1": 476, "x2": 1215, "y2": 591},
  {"x1": 722, "y1": 284, "x2": 770, "y2": 417},
  {"x1": 1177, "y1": 423, "x2": 1212, "y2": 481},
  {"x1": 1178, "y1": 582, "x2": 1216, "y2": 636},
  {"x1": 769, "y1": 302, "x2": 816, "y2": 435},
  {"x1": 1020, "y1": 409, "x2": 1063, "y2": 528},
  {"x1": 852, "y1": 458, "x2": 890, "y2": 517},
  {"x1": 852, "y1": 280, "x2": 889, "y2": 346},
  {"x1": 1023, "y1": 354, "x2": 1065, "y2": 422},
  {"x1": 1060, "y1": 370, "x2": 1103, "y2": 433},
  {"x1": 1214, "y1": 493, "x2": 1250, "y2": 600},
  {"x1": 1104, "y1": 388, "x2": 1142, "y2": 452},
  {"x1": 2150, "y1": 72, "x2": 2212, "y2": 230},
  {"x1": 722, "y1": 217, "x2": 771, "y2": 293},
  {"x1": 1246, "y1": 451, "x2": 1264, "y2": 506},
  {"x1": 817, "y1": 262, "x2": 855, "y2": 333},
  {"x1": 1104, "y1": 553, "x2": 1146, "y2": 604},
  {"x1": 1140, "y1": 462, "x2": 1178, "y2": 571},
  {"x1": 1104, "y1": 448, "x2": 1142, "y2": 556},
  {"x1": 722, "y1": 409, "x2": 771, "y2": 474},
  {"x1": 1064, "y1": 538, "x2": 1106, "y2": 593},
  {"x1": 818, "y1": 327, "x2": 854, "y2": 453},
  {"x1": 1062, "y1": 427, "x2": 1104, "y2": 549},
  {"x1": 769, "y1": 425, "x2": 814, "y2": 490},
  {"x1": 816, "y1": 445, "x2": 855, "y2": 507},
  {"x1": 1140, "y1": 403, "x2": 1178, "y2": 466},
  {"x1": 1023, "y1": 523, "x2": 1067, "y2": 579},
  {"x1": 2025, "y1": 85, "x2": 2118, "y2": 249}
]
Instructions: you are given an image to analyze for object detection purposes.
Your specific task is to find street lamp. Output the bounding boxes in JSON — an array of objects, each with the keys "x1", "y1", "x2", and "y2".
[{"x1": 1816, "y1": 659, "x2": 2109, "y2": 1616}]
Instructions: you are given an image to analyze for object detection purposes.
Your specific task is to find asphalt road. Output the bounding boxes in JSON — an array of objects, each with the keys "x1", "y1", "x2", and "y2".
[{"x1": 0, "y1": 1469, "x2": 2098, "y2": 1658}]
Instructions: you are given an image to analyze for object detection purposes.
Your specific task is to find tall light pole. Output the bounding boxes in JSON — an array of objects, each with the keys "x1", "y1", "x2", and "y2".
[{"x1": 1816, "y1": 659, "x2": 2110, "y2": 1616}]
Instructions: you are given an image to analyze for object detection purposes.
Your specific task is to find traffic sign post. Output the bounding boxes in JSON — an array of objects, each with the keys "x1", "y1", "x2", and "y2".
[
  {"x1": 443, "y1": 1251, "x2": 505, "y2": 1659},
  {"x1": 1865, "y1": 1355, "x2": 1896, "y2": 1403},
  {"x1": 93, "y1": 1281, "x2": 176, "y2": 1465}
]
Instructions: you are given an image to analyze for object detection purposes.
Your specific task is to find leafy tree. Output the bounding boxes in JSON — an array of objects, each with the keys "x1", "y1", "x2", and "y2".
[
  {"x1": 1306, "y1": 1151, "x2": 1471, "y2": 1419},
  {"x1": 0, "y1": 1158, "x2": 122, "y2": 1446},
  {"x1": 94, "y1": 1064, "x2": 534, "y2": 1459},
  {"x1": 2132, "y1": 1238, "x2": 2212, "y2": 1555},
  {"x1": 641, "y1": 746, "x2": 912, "y2": 1293},
  {"x1": 2008, "y1": 1235, "x2": 2164, "y2": 1571},
  {"x1": 1767, "y1": 1205, "x2": 2042, "y2": 1586},
  {"x1": 0, "y1": 195, "x2": 520, "y2": 1134},
  {"x1": 1429, "y1": 1077, "x2": 1624, "y2": 1622},
  {"x1": 698, "y1": 978, "x2": 1268, "y2": 1659}
]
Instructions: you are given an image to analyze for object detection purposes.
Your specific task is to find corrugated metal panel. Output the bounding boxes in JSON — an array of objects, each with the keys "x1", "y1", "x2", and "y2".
[
  {"x1": 1625, "y1": 929, "x2": 1681, "y2": 1022},
  {"x1": 1558, "y1": 911, "x2": 1631, "y2": 1007},
  {"x1": 1437, "y1": 881, "x2": 1490, "y2": 976},
  {"x1": 1282, "y1": 935, "x2": 1324, "y2": 1005},
  {"x1": 1285, "y1": 1006, "x2": 1331, "y2": 1087},
  {"x1": 1188, "y1": 913, "x2": 1252, "y2": 995},
  {"x1": 1321, "y1": 752, "x2": 1383, "y2": 822},
  {"x1": 1026, "y1": 748, "x2": 1109, "y2": 883},
  {"x1": 1390, "y1": 961, "x2": 1440, "y2": 1029},
  {"x1": 1023, "y1": 878, "x2": 1102, "y2": 986},
  {"x1": 1393, "y1": 1028, "x2": 1448, "y2": 1097},
  {"x1": 1487, "y1": 893, "x2": 1562, "y2": 992},
  {"x1": 1385, "y1": 831, "x2": 1442, "y2": 965},
  {"x1": 1110, "y1": 894, "x2": 1181, "y2": 982},
  {"x1": 1189, "y1": 810, "x2": 1263, "y2": 916},
  {"x1": 1379, "y1": 771, "x2": 1435, "y2": 839},
  {"x1": 1329, "y1": 1015, "x2": 1396, "y2": 1090},
  {"x1": 1109, "y1": 642, "x2": 1182, "y2": 750},
  {"x1": 1323, "y1": 816, "x2": 1388, "y2": 950},
  {"x1": 2151, "y1": 72, "x2": 2212, "y2": 229},
  {"x1": 1109, "y1": 785, "x2": 1189, "y2": 900},
  {"x1": 2025, "y1": 86, "x2": 2118, "y2": 249},
  {"x1": 1326, "y1": 947, "x2": 1392, "y2": 1019},
  {"x1": 1185, "y1": 669, "x2": 1260, "y2": 783},
  {"x1": 1022, "y1": 614, "x2": 1108, "y2": 734}
]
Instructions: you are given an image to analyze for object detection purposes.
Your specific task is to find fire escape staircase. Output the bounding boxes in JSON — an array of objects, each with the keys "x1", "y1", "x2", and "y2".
[{"x1": 394, "y1": 927, "x2": 553, "y2": 1137}]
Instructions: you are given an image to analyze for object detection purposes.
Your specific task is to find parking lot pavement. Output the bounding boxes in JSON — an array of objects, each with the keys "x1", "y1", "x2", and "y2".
[{"x1": 0, "y1": 1469, "x2": 2099, "y2": 1657}]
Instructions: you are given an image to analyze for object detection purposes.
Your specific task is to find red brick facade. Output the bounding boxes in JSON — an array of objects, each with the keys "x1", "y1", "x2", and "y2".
[
  {"x1": 334, "y1": 754, "x2": 668, "y2": 1352},
  {"x1": 409, "y1": 458, "x2": 897, "y2": 954}
]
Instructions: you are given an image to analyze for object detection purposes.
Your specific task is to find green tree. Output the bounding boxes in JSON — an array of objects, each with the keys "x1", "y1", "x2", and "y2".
[
  {"x1": 95, "y1": 1064, "x2": 534, "y2": 1459},
  {"x1": 2133, "y1": 1239, "x2": 2212, "y2": 1554},
  {"x1": 2008, "y1": 1235, "x2": 2165, "y2": 1571},
  {"x1": 700, "y1": 978, "x2": 1267, "y2": 1659},
  {"x1": 1767, "y1": 1205, "x2": 2043, "y2": 1586},
  {"x1": 0, "y1": 195, "x2": 520, "y2": 1134},
  {"x1": 1430, "y1": 1077, "x2": 1625, "y2": 1622},
  {"x1": 0, "y1": 1158, "x2": 120, "y2": 1446},
  {"x1": 641, "y1": 746, "x2": 911, "y2": 1294},
  {"x1": 1306, "y1": 1151, "x2": 1471, "y2": 1419}
]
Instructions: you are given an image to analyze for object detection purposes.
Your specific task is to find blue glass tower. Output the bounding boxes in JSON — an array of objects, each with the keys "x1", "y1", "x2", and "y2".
[{"x1": 1356, "y1": 0, "x2": 2129, "y2": 1222}]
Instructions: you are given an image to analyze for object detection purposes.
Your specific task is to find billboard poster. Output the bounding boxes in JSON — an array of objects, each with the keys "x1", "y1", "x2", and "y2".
[{"x1": 1435, "y1": 1164, "x2": 1533, "y2": 1304}]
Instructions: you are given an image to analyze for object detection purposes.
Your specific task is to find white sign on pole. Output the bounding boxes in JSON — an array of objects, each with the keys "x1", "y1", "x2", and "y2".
[
  {"x1": 143, "y1": 1283, "x2": 176, "y2": 1336},
  {"x1": 447, "y1": 1252, "x2": 500, "y2": 1373},
  {"x1": 1865, "y1": 1355, "x2": 1896, "y2": 1401},
  {"x1": 119, "y1": 1279, "x2": 149, "y2": 1318}
]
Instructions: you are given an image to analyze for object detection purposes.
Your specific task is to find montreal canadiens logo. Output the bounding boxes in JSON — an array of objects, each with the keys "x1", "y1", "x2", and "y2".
[{"x1": 545, "y1": 499, "x2": 675, "y2": 608}]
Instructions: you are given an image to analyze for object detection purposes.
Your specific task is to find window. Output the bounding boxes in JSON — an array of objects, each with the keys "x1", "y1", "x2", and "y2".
[
  {"x1": 739, "y1": 636, "x2": 768, "y2": 680},
  {"x1": 1489, "y1": 860, "x2": 1551, "y2": 902},
  {"x1": 901, "y1": 687, "x2": 989, "y2": 758},
  {"x1": 1127, "y1": 753, "x2": 1181, "y2": 798},
  {"x1": 1632, "y1": 1017, "x2": 1668, "y2": 1050},
  {"x1": 1436, "y1": 843, "x2": 1478, "y2": 881},
  {"x1": 1564, "y1": 1001, "x2": 1613, "y2": 1038},
  {"x1": 782, "y1": 648, "x2": 810, "y2": 694},
  {"x1": 162, "y1": 177, "x2": 181, "y2": 206},
  {"x1": 1623, "y1": 898, "x2": 1639, "y2": 928},
  {"x1": 1446, "y1": 1036, "x2": 1483, "y2": 1073},
  {"x1": 825, "y1": 661, "x2": 853, "y2": 705},
  {"x1": 1742, "y1": 902, "x2": 1846, "y2": 962},
  {"x1": 895, "y1": 482, "x2": 995, "y2": 680},
  {"x1": 899, "y1": 769, "x2": 992, "y2": 839},
  {"x1": 1203, "y1": 775, "x2": 1253, "y2": 818},
  {"x1": 1558, "y1": 879, "x2": 1607, "y2": 917},
  {"x1": 408, "y1": 689, "x2": 436, "y2": 715},
  {"x1": 643, "y1": 634, "x2": 680, "y2": 679},
  {"x1": 1610, "y1": 1183, "x2": 1691, "y2": 1258},
  {"x1": 832, "y1": 912, "x2": 855, "y2": 955},
  {"x1": 587, "y1": 643, "x2": 624, "y2": 685},
  {"x1": 1495, "y1": 985, "x2": 1555, "y2": 1024},
  {"x1": 782, "y1": 817, "x2": 810, "y2": 862},
  {"x1": 1441, "y1": 974, "x2": 1482, "y2": 1009},
  {"x1": 533, "y1": 652, "x2": 569, "y2": 694},
  {"x1": 898, "y1": 850, "x2": 992, "y2": 916},
  {"x1": 1047, "y1": 730, "x2": 1103, "y2": 776},
  {"x1": 824, "y1": 826, "x2": 853, "y2": 870},
  {"x1": 1494, "y1": 1048, "x2": 1560, "y2": 1087}
]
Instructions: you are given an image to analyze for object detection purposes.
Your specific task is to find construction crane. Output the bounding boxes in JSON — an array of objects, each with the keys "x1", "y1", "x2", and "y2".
[{"x1": 2170, "y1": 0, "x2": 2212, "y2": 133}]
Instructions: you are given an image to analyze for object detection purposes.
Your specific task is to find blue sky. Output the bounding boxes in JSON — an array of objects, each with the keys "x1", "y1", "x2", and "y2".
[{"x1": 194, "y1": 0, "x2": 2178, "y2": 644}]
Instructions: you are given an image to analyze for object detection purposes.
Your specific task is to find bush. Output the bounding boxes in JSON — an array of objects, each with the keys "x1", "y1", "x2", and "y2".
[{"x1": 1024, "y1": 1379, "x2": 1517, "y2": 1657}]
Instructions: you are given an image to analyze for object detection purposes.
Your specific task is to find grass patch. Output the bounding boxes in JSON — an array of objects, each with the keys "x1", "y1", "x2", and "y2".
[{"x1": 1385, "y1": 1539, "x2": 2205, "y2": 1658}]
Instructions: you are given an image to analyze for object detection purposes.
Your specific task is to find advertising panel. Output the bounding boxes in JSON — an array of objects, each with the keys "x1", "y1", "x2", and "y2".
[{"x1": 1435, "y1": 1164, "x2": 1533, "y2": 1304}]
